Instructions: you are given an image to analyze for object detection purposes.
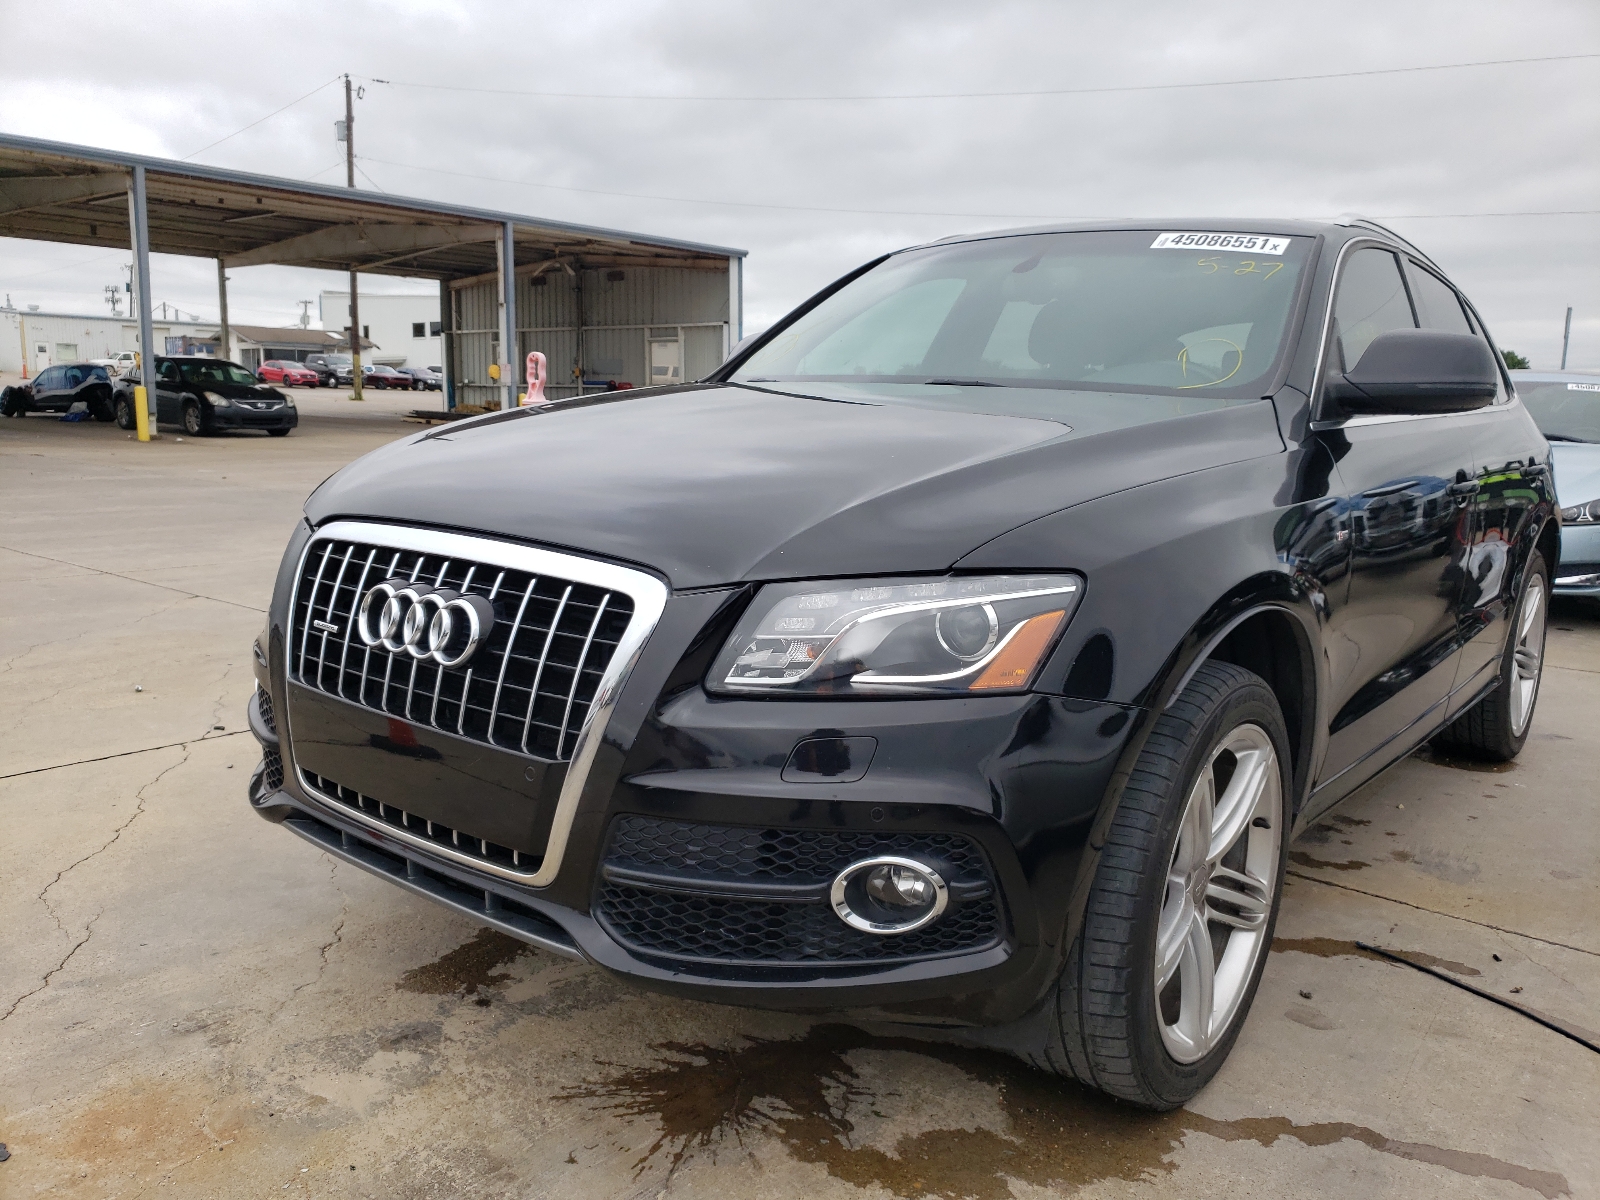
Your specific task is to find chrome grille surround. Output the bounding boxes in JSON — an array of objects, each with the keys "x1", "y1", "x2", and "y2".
[{"x1": 285, "y1": 520, "x2": 669, "y2": 889}]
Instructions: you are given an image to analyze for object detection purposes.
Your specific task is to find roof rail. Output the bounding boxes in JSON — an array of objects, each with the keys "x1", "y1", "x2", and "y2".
[{"x1": 1332, "y1": 212, "x2": 1432, "y2": 262}]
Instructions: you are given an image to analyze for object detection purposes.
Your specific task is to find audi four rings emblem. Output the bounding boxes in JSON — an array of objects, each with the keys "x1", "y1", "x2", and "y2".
[{"x1": 356, "y1": 579, "x2": 497, "y2": 668}]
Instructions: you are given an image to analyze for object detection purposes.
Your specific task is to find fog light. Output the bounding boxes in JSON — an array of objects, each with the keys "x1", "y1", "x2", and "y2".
[{"x1": 830, "y1": 855, "x2": 948, "y2": 935}]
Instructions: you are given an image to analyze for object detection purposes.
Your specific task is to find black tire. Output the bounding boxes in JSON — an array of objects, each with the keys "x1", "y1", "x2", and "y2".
[
  {"x1": 182, "y1": 400, "x2": 206, "y2": 436},
  {"x1": 90, "y1": 391, "x2": 116, "y2": 422},
  {"x1": 114, "y1": 396, "x2": 136, "y2": 430},
  {"x1": 268, "y1": 428, "x2": 291, "y2": 437},
  {"x1": 1, "y1": 386, "x2": 26, "y2": 417},
  {"x1": 1433, "y1": 550, "x2": 1549, "y2": 761},
  {"x1": 1031, "y1": 661, "x2": 1291, "y2": 1109}
]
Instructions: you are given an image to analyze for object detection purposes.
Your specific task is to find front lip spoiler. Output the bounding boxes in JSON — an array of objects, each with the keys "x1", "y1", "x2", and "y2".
[{"x1": 279, "y1": 806, "x2": 585, "y2": 961}]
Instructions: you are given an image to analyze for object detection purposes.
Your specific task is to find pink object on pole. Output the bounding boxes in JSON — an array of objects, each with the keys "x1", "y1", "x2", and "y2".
[{"x1": 520, "y1": 351, "x2": 547, "y2": 405}]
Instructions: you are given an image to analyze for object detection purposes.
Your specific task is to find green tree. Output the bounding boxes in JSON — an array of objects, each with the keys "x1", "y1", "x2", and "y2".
[{"x1": 1502, "y1": 349, "x2": 1531, "y2": 370}]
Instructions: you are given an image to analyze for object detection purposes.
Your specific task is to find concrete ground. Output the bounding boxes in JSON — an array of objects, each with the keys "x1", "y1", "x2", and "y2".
[{"x1": 2, "y1": 404, "x2": 1596, "y2": 1200}]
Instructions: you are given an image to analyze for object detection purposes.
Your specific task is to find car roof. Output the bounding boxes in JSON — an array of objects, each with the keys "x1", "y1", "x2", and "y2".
[
  {"x1": 904, "y1": 214, "x2": 1434, "y2": 265},
  {"x1": 1510, "y1": 369, "x2": 1600, "y2": 382}
]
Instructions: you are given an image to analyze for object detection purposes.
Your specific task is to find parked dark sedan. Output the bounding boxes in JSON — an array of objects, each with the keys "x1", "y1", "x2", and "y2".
[
  {"x1": 247, "y1": 219, "x2": 1554, "y2": 1109},
  {"x1": 397, "y1": 366, "x2": 442, "y2": 391},
  {"x1": 362, "y1": 364, "x2": 413, "y2": 389},
  {"x1": 114, "y1": 357, "x2": 298, "y2": 436},
  {"x1": 2, "y1": 362, "x2": 117, "y2": 421}
]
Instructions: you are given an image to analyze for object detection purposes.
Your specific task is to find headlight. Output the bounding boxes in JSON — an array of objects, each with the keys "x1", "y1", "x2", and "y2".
[
  {"x1": 283, "y1": 395, "x2": 295, "y2": 407},
  {"x1": 1560, "y1": 498, "x2": 1600, "y2": 523},
  {"x1": 708, "y1": 574, "x2": 1083, "y2": 696},
  {"x1": 204, "y1": 391, "x2": 233, "y2": 408}
]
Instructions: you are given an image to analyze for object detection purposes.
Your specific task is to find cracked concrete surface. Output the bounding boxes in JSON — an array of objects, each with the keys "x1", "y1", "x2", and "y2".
[{"x1": 2, "y1": 408, "x2": 1597, "y2": 1198}]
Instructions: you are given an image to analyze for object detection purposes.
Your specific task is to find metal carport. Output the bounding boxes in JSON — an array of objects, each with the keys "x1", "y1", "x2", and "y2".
[{"x1": 0, "y1": 133, "x2": 745, "y2": 436}]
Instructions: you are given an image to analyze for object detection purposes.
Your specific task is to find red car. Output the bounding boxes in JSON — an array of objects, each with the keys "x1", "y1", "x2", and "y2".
[{"x1": 257, "y1": 360, "x2": 319, "y2": 387}]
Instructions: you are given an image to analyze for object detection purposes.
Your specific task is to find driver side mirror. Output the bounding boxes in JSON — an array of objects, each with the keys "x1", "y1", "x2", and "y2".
[{"x1": 1324, "y1": 328, "x2": 1498, "y2": 416}]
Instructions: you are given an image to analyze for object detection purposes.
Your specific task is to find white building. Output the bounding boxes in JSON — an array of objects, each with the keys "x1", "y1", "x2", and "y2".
[
  {"x1": 319, "y1": 291, "x2": 441, "y2": 369},
  {"x1": 1, "y1": 304, "x2": 217, "y2": 375}
]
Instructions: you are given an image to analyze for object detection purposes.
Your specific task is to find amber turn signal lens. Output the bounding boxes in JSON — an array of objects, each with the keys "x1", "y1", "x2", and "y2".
[{"x1": 969, "y1": 610, "x2": 1067, "y2": 690}]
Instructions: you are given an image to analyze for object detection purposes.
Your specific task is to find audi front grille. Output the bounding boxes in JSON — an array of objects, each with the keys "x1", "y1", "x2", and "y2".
[{"x1": 289, "y1": 523, "x2": 651, "y2": 762}]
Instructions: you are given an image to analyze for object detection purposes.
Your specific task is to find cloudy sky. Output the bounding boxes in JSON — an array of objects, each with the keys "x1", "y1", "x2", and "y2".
[{"x1": 2, "y1": 0, "x2": 1597, "y2": 366}]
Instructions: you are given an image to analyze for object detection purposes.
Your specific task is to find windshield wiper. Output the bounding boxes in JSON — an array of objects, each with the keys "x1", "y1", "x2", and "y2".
[
  {"x1": 1545, "y1": 434, "x2": 1598, "y2": 443},
  {"x1": 925, "y1": 378, "x2": 1003, "y2": 387}
]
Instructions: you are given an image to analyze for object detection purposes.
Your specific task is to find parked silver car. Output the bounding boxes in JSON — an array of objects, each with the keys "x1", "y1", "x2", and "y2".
[{"x1": 1512, "y1": 370, "x2": 1600, "y2": 598}]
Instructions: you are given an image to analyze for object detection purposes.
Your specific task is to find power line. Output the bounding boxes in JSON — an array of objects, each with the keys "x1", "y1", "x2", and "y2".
[
  {"x1": 366, "y1": 51, "x2": 1599, "y2": 102},
  {"x1": 184, "y1": 76, "x2": 343, "y2": 160},
  {"x1": 359, "y1": 155, "x2": 1599, "y2": 223}
]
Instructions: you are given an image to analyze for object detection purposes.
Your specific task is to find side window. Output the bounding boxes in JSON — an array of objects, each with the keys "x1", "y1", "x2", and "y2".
[
  {"x1": 1406, "y1": 263, "x2": 1474, "y2": 335},
  {"x1": 36, "y1": 367, "x2": 59, "y2": 390},
  {"x1": 158, "y1": 360, "x2": 181, "y2": 383},
  {"x1": 1330, "y1": 247, "x2": 1416, "y2": 373},
  {"x1": 65, "y1": 367, "x2": 85, "y2": 387}
]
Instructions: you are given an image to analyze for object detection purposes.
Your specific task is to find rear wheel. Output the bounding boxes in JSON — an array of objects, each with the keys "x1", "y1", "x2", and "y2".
[
  {"x1": 89, "y1": 391, "x2": 116, "y2": 422},
  {"x1": 1031, "y1": 661, "x2": 1290, "y2": 1109},
  {"x1": 182, "y1": 401, "x2": 206, "y2": 436},
  {"x1": 1434, "y1": 550, "x2": 1549, "y2": 761}
]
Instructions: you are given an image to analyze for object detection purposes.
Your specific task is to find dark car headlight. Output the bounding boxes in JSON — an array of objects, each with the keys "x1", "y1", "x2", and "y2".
[
  {"x1": 707, "y1": 574, "x2": 1083, "y2": 697},
  {"x1": 1560, "y1": 498, "x2": 1600, "y2": 523}
]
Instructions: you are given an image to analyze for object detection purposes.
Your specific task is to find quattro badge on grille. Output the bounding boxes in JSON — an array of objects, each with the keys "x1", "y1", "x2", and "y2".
[{"x1": 356, "y1": 578, "x2": 496, "y2": 668}]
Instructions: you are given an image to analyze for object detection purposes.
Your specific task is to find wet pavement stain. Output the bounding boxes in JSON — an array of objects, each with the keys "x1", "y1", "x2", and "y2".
[
  {"x1": 1271, "y1": 937, "x2": 1482, "y2": 976},
  {"x1": 396, "y1": 928, "x2": 531, "y2": 995},
  {"x1": 563, "y1": 1025, "x2": 1570, "y2": 1198},
  {"x1": 1329, "y1": 814, "x2": 1372, "y2": 828},
  {"x1": 1288, "y1": 850, "x2": 1370, "y2": 871}
]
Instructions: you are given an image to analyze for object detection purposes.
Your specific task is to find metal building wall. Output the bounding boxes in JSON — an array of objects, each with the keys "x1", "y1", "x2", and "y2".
[{"x1": 449, "y1": 263, "x2": 730, "y2": 406}]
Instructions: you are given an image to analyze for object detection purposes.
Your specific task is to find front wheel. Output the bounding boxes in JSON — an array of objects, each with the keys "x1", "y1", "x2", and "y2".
[
  {"x1": 268, "y1": 428, "x2": 290, "y2": 437},
  {"x1": 1, "y1": 387, "x2": 26, "y2": 417},
  {"x1": 1036, "y1": 661, "x2": 1290, "y2": 1109},
  {"x1": 1434, "y1": 550, "x2": 1549, "y2": 761},
  {"x1": 114, "y1": 397, "x2": 135, "y2": 429},
  {"x1": 182, "y1": 401, "x2": 206, "y2": 436}
]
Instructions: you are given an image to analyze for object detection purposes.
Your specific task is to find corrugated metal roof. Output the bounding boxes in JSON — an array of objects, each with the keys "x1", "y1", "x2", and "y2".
[{"x1": 0, "y1": 133, "x2": 744, "y2": 281}]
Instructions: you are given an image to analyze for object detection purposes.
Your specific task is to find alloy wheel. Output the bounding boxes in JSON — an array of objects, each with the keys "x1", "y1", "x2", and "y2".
[
  {"x1": 1154, "y1": 722, "x2": 1281, "y2": 1063},
  {"x1": 1510, "y1": 574, "x2": 1546, "y2": 737}
]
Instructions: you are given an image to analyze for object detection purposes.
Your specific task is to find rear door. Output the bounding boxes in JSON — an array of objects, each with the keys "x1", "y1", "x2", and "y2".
[
  {"x1": 1408, "y1": 261, "x2": 1548, "y2": 708},
  {"x1": 1316, "y1": 246, "x2": 1477, "y2": 790}
]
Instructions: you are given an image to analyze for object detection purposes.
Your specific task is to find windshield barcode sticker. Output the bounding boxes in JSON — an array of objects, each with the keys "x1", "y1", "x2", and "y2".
[
  {"x1": 1151, "y1": 232, "x2": 1291, "y2": 255},
  {"x1": 1567, "y1": 382, "x2": 1600, "y2": 392}
]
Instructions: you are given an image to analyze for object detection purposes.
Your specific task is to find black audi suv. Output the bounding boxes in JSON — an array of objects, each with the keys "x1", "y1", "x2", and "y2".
[{"x1": 248, "y1": 219, "x2": 1554, "y2": 1108}]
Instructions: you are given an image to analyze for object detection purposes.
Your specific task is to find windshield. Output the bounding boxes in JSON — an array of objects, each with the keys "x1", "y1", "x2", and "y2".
[
  {"x1": 178, "y1": 360, "x2": 260, "y2": 387},
  {"x1": 323, "y1": 354, "x2": 352, "y2": 366},
  {"x1": 1517, "y1": 379, "x2": 1600, "y2": 442},
  {"x1": 733, "y1": 230, "x2": 1311, "y2": 400}
]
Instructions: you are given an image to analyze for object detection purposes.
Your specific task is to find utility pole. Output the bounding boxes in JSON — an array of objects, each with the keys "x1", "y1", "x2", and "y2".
[
  {"x1": 1561, "y1": 307, "x2": 1573, "y2": 371},
  {"x1": 342, "y1": 74, "x2": 364, "y2": 401}
]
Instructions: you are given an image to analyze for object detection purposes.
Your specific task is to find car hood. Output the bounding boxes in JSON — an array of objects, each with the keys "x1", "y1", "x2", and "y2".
[
  {"x1": 304, "y1": 382, "x2": 1284, "y2": 588},
  {"x1": 211, "y1": 381, "x2": 286, "y2": 400},
  {"x1": 1552, "y1": 441, "x2": 1600, "y2": 506}
]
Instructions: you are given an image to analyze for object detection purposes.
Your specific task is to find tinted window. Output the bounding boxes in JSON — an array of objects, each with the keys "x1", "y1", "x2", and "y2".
[
  {"x1": 36, "y1": 367, "x2": 59, "y2": 390},
  {"x1": 1407, "y1": 264, "x2": 1474, "y2": 335},
  {"x1": 89, "y1": 366, "x2": 109, "y2": 381},
  {"x1": 178, "y1": 360, "x2": 260, "y2": 386},
  {"x1": 1330, "y1": 248, "x2": 1415, "y2": 372},
  {"x1": 65, "y1": 367, "x2": 85, "y2": 387},
  {"x1": 1516, "y1": 380, "x2": 1600, "y2": 442},
  {"x1": 158, "y1": 361, "x2": 181, "y2": 383},
  {"x1": 733, "y1": 229, "x2": 1312, "y2": 402}
]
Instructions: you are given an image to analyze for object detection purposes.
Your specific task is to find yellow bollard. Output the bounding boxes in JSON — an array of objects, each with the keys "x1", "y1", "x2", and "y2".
[{"x1": 133, "y1": 385, "x2": 151, "y2": 442}]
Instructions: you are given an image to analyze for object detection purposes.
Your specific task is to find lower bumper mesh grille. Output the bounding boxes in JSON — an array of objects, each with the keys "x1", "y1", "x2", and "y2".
[
  {"x1": 301, "y1": 770, "x2": 539, "y2": 875},
  {"x1": 261, "y1": 747, "x2": 283, "y2": 791},
  {"x1": 595, "y1": 816, "x2": 1004, "y2": 966}
]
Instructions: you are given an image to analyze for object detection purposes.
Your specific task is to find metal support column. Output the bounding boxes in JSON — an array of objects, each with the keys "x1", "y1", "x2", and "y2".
[
  {"x1": 128, "y1": 165, "x2": 157, "y2": 441},
  {"x1": 1562, "y1": 306, "x2": 1573, "y2": 370},
  {"x1": 349, "y1": 267, "x2": 363, "y2": 400},
  {"x1": 438, "y1": 278, "x2": 455, "y2": 411},
  {"x1": 216, "y1": 258, "x2": 230, "y2": 361},
  {"x1": 728, "y1": 255, "x2": 743, "y2": 353},
  {"x1": 497, "y1": 220, "x2": 516, "y2": 409}
]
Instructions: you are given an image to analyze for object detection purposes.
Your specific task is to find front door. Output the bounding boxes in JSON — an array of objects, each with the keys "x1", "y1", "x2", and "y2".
[
  {"x1": 155, "y1": 359, "x2": 184, "y2": 423},
  {"x1": 1316, "y1": 247, "x2": 1476, "y2": 790}
]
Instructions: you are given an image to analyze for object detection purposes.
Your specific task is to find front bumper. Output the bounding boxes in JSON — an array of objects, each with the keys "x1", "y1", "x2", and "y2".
[
  {"x1": 214, "y1": 404, "x2": 297, "y2": 431},
  {"x1": 1554, "y1": 522, "x2": 1600, "y2": 597},
  {"x1": 247, "y1": 527, "x2": 1138, "y2": 1022}
]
